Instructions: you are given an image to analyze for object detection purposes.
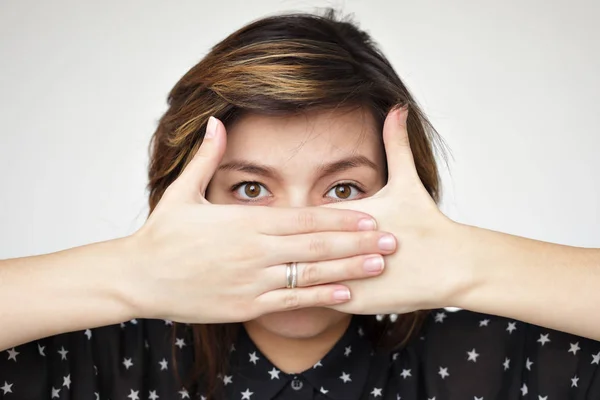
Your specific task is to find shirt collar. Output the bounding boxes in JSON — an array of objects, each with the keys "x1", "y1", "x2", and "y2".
[{"x1": 226, "y1": 317, "x2": 372, "y2": 400}]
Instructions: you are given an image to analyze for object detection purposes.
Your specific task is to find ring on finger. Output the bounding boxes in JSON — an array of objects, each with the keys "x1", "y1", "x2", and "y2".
[{"x1": 286, "y1": 262, "x2": 298, "y2": 289}]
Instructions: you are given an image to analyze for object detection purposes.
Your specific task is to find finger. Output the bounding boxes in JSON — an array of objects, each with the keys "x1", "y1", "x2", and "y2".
[
  {"x1": 167, "y1": 116, "x2": 227, "y2": 202},
  {"x1": 264, "y1": 231, "x2": 397, "y2": 265},
  {"x1": 262, "y1": 254, "x2": 385, "y2": 290},
  {"x1": 383, "y1": 105, "x2": 419, "y2": 184},
  {"x1": 254, "y1": 284, "x2": 352, "y2": 314},
  {"x1": 256, "y1": 206, "x2": 377, "y2": 235}
]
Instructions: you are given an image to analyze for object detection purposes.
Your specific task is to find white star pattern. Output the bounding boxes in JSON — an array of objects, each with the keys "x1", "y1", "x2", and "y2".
[
  {"x1": 1, "y1": 382, "x2": 13, "y2": 394},
  {"x1": 163, "y1": 319, "x2": 173, "y2": 325},
  {"x1": 438, "y1": 367, "x2": 449, "y2": 379},
  {"x1": 506, "y1": 322, "x2": 517, "y2": 334},
  {"x1": 62, "y1": 374, "x2": 71, "y2": 389},
  {"x1": 537, "y1": 333, "x2": 551, "y2": 346},
  {"x1": 159, "y1": 358, "x2": 168, "y2": 370},
  {"x1": 345, "y1": 346, "x2": 352, "y2": 357},
  {"x1": 467, "y1": 348, "x2": 479, "y2": 362},
  {"x1": 340, "y1": 372, "x2": 352, "y2": 383},
  {"x1": 58, "y1": 347, "x2": 68, "y2": 360},
  {"x1": 249, "y1": 351, "x2": 260, "y2": 364},
  {"x1": 434, "y1": 312, "x2": 447, "y2": 323},
  {"x1": 568, "y1": 342, "x2": 581, "y2": 355},
  {"x1": 0, "y1": 309, "x2": 597, "y2": 398},
  {"x1": 571, "y1": 375, "x2": 579, "y2": 387},
  {"x1": 526, "y1": 358, "x2": 534, "y2": 370},
  {"x1": 268, "y1": 367, "x2": 280, "y2": 379},
  {"x1": 6, "y1": 348, "x2": 19, "y2": 362}
]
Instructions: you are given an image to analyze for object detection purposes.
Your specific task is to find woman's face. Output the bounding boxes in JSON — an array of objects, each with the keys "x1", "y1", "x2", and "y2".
[{"x1": 206, "y1": 107, "x2": 386, "y2": 338}]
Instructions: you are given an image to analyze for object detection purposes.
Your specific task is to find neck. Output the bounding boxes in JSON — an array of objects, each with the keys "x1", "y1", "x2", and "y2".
[{"x1": 243, "y1": 315, "x2": 352, "y2": 374}]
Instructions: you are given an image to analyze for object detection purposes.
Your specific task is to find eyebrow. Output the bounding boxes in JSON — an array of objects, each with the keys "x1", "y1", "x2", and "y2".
[
  {"x1": 316, "y1": 155, "x2": 379, "y2": 177},
  {"x1": 217, "y1": 155, "x2": 378, "y2": 179}
]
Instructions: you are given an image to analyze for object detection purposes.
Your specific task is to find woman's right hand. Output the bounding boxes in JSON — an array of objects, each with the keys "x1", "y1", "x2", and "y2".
[{"x1": 125, "y1": 117, "x2": 396, "y2": 324}]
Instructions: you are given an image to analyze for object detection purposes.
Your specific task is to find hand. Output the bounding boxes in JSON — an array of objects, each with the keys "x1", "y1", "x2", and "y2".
[
  {"x1": 326, "y1": 106, "x2": 470, "y2": 315},
  {"x1": 124, "y1": 117, "x2": 397, "y2": 323}
]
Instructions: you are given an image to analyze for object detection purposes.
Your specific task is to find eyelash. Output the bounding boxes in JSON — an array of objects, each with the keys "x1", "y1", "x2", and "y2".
[
  {"x1": 230, "y1": 181, "x2": 271, "y2": 203},
  {"x1": 229, "y1": 180, "x2": 366, "y2": 202}
]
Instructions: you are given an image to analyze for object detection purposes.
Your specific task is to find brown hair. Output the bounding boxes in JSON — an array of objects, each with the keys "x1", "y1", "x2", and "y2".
[{"x1": 147, "y1": 8, "x2": 446, "y2": 399}]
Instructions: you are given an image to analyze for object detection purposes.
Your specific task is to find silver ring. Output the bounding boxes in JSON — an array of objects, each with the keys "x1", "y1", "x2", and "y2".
[{"x1": 286, "y1": 262, "x2": 298, "y2": 289}]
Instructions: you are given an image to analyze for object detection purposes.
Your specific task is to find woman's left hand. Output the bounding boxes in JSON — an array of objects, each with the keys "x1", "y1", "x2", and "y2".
[{"x1": 326, "y1": 106, "x2": 473, "y2": 315}]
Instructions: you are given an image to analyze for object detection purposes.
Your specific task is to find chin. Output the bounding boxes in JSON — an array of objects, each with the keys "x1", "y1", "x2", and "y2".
[{"x1": 251, "y1": 308, "x2": 350, "y2": 339}]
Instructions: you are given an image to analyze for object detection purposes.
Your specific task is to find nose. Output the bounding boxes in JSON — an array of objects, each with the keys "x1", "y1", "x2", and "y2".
[{"x1": 273, "y1": 187, "x2": 317, "y2": 208}]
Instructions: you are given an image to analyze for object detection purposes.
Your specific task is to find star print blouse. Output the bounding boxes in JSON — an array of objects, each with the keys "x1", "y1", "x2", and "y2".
[{"x1": 1, "y1": 309, "x2": 600, "y2": 400}]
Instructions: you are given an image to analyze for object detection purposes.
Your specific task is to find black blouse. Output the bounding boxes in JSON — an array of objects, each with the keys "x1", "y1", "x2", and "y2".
[{"x1": 1, "y1": 309, "x2": 599, "y2": 399}]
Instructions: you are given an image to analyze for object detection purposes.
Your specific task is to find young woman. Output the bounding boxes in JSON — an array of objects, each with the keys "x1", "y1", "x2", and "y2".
[{"x1": 1, "y1": 9, "x2": 599, "y2": 400}]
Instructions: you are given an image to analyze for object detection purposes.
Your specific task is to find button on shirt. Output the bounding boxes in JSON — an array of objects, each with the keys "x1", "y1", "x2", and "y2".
[{"x1": 1, "y1": 309, "x2": 600, "y2": 399}]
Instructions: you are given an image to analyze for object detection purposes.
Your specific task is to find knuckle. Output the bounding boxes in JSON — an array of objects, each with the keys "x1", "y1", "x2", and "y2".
[
  {"x1": 314, "y1": 289, "x2": 329, "y2": 306},
  {"x1": 296, "y1": 210, "x2": 317, "y2": 231},
  {"x1": 283, "y1": 292, "x2": 301, "y2": 310},
  {"x1": 301, "y1": 263, "x2": 319, "y2": 286},
  {"x1": 309, "y1": 237, "x2": 330, "y2": 257},
  {"x1": 358, "y1": 231, "x2": 377, "y2": 251},
  {"x1": 341, "y1": 212, "x2": 357, "y2": 230}
]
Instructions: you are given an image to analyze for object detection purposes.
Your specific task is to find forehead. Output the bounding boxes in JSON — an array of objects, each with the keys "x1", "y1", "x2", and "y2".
[{"x1": 222, "y1": 107, "x2": 382, "y2": 165}]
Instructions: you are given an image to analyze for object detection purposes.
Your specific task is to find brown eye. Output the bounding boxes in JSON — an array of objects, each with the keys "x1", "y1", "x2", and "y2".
[
  {"x1": 334, "y1": 184, "x2": 352, "y2": 199},
  {"x1": 326, "y1": 183, "x2": 363, "y2": 201},
  {"x1": 244, "y1": 183, "x2": 261, "y2": 198}
]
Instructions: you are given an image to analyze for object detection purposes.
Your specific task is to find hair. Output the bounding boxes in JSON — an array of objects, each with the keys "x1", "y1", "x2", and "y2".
[{"x1": 147, "y1": 8, "x2": 446, "y2": 399}]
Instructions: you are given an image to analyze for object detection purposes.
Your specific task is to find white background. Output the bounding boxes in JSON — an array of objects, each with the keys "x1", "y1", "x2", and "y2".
[{"x1": 1, "y1": 0, "x2": 598, "y2": 259}]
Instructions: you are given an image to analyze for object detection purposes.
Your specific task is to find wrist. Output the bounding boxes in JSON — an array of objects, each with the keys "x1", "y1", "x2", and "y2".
[
  {"x1": 436, "y1": 221, "x2": 486, "y2": 310},
  {"x1": 102, "y1": 235, "x2": 149, "y2": 321}
]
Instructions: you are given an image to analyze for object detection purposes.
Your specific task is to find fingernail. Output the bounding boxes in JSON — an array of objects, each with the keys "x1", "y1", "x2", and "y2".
[
  {"x1": 205, "y1": 116, "x2": 217, "y2": 138},
  {"x1": 378, "y1": 234, "x2": 397, "y2": 251},
  {"x1": 364, "y1": 255, "x2": 384, "y2": 273},
  {"x1": 333, "y1": 289, "x2": 351, "y2": 301},
  {"x1": 357, "y1": 218, "x2": 377, "y2": 231}
]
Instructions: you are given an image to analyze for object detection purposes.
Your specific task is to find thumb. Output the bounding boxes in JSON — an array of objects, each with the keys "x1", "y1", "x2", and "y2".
[
  {"x1": 170, "y1": 116, "x2": 227, "y2": 201},
  {"x1": 383, "y1": 105, "x2": 419, "y2": 185}
]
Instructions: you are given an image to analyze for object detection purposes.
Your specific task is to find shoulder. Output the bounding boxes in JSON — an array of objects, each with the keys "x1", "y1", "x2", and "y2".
[
  {"x1": 0, "y1": 319, "x2": 192, "y2": 399},
  {"x1": 398, "y1": 308, "x2": 600, "y2": 398}
]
